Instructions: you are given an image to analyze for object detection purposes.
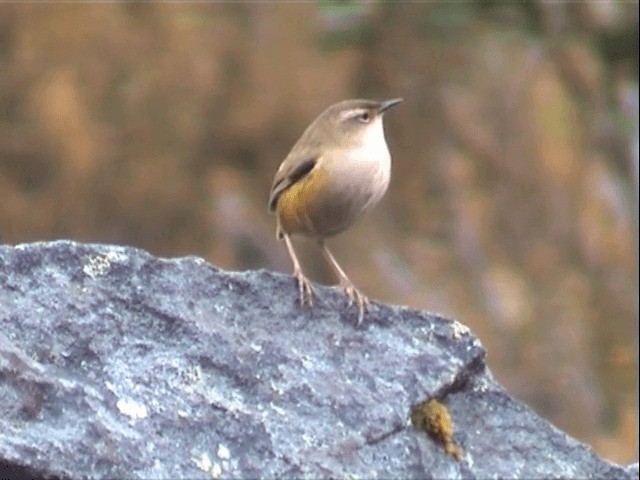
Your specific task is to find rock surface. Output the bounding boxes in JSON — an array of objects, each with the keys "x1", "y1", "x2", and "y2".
[{"x1": 0, "y1": 241, "x2": 634, "y2": 479}]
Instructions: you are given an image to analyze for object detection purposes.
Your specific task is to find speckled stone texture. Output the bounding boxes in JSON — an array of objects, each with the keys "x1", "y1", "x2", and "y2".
[{"x1": 0, "y1": 241, "x2": 635, "y2": 479}]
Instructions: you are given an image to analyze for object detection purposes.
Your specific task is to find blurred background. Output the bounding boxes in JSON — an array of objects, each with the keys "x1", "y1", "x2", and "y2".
[{"x1": 0, "y1": 2, "x2": 637, "y2": 464}]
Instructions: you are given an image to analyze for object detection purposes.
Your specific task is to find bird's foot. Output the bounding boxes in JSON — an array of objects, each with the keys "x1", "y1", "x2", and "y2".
[
  {"x1": 293, "y1": 269, "x2": 314, "y2": 307},
  {"x1": 340, "y1": 281, "x2": 369, "y2": 326}
]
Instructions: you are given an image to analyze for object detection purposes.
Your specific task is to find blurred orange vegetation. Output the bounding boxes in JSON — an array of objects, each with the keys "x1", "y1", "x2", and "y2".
[{"x1": 0, "y1": 2, "x2": 637, "y2": 464}]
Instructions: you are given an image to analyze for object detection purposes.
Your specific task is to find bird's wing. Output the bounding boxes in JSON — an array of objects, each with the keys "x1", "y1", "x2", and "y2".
[{"x1": 268, "y1": 153, "x2": 319, "y2": 212}]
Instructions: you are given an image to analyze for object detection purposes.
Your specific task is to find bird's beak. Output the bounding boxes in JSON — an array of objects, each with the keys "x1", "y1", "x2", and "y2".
[{"x1": 378, "y1": 98, "x2": 403, "y2": 113}]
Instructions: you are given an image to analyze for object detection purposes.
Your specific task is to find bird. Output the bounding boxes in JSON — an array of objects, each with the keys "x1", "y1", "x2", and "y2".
[{"x1": 268, "y1": 98, "x2": 402, "y2": 324}]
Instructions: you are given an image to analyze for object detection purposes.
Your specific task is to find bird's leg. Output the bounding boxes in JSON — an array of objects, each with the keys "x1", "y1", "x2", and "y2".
[
  {"x1": 283, "y1": 233, "x2": 314, "y2": 307},
  {"x1": 319, "y1": 240, "x2": 369, "y2": 325}
]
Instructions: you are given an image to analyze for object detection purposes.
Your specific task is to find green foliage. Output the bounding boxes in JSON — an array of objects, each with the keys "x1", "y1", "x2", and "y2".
[{"x1": 317, "y1": 0, "x2": 377, "y2": 51}]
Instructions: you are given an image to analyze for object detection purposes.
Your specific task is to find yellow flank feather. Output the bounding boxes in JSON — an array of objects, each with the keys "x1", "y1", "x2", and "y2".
[{"x1": 276, "y1": 165, "x2": 326, "y2": 236}]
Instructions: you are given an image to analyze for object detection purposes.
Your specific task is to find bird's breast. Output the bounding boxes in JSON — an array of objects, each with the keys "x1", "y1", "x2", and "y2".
[{"x1": 299, "y1": 143, "x2": 391, "y2": 237}]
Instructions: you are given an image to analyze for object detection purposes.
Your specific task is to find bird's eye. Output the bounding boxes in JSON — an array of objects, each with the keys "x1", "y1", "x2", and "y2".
[{"x1": 357, "y1": 111, "x2": 371, "y2": 123}]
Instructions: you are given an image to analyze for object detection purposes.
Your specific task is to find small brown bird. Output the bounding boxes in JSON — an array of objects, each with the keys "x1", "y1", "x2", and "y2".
[{"x1": 268, "y1": 98, "x2": 402, "y2": 324}]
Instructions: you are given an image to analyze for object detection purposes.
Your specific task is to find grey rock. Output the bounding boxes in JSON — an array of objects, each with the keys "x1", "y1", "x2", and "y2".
[{"x1": 0, "y1": 241, "x2": 634, "y2": 479}]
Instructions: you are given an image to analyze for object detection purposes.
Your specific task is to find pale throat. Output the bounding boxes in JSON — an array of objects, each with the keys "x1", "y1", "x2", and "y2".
[
  {"x1": 323, "y1": 116, "x2": 392, "y2": 214},
  {"x1": 352, "y1": 117, "x2": 391, "y2": 176}
]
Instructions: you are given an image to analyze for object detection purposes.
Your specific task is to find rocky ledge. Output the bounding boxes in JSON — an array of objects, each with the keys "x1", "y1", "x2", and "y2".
[{"x1": 0, "y1": 241, "x2": 636, "y2": 479}]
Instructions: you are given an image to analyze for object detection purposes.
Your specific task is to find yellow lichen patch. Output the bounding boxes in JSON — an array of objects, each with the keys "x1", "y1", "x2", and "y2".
[{"x1": 411, "y1": 398, "x2": 463, "y2": 460}]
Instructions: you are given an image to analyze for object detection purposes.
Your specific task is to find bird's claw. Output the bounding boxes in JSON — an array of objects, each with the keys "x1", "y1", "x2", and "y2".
[
  {"x1": 293, "y1": 270, "x2": 314, "y2": 307},
  {"x1": 341, "y1": 282, "x2": 369, "y2": 326}
]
